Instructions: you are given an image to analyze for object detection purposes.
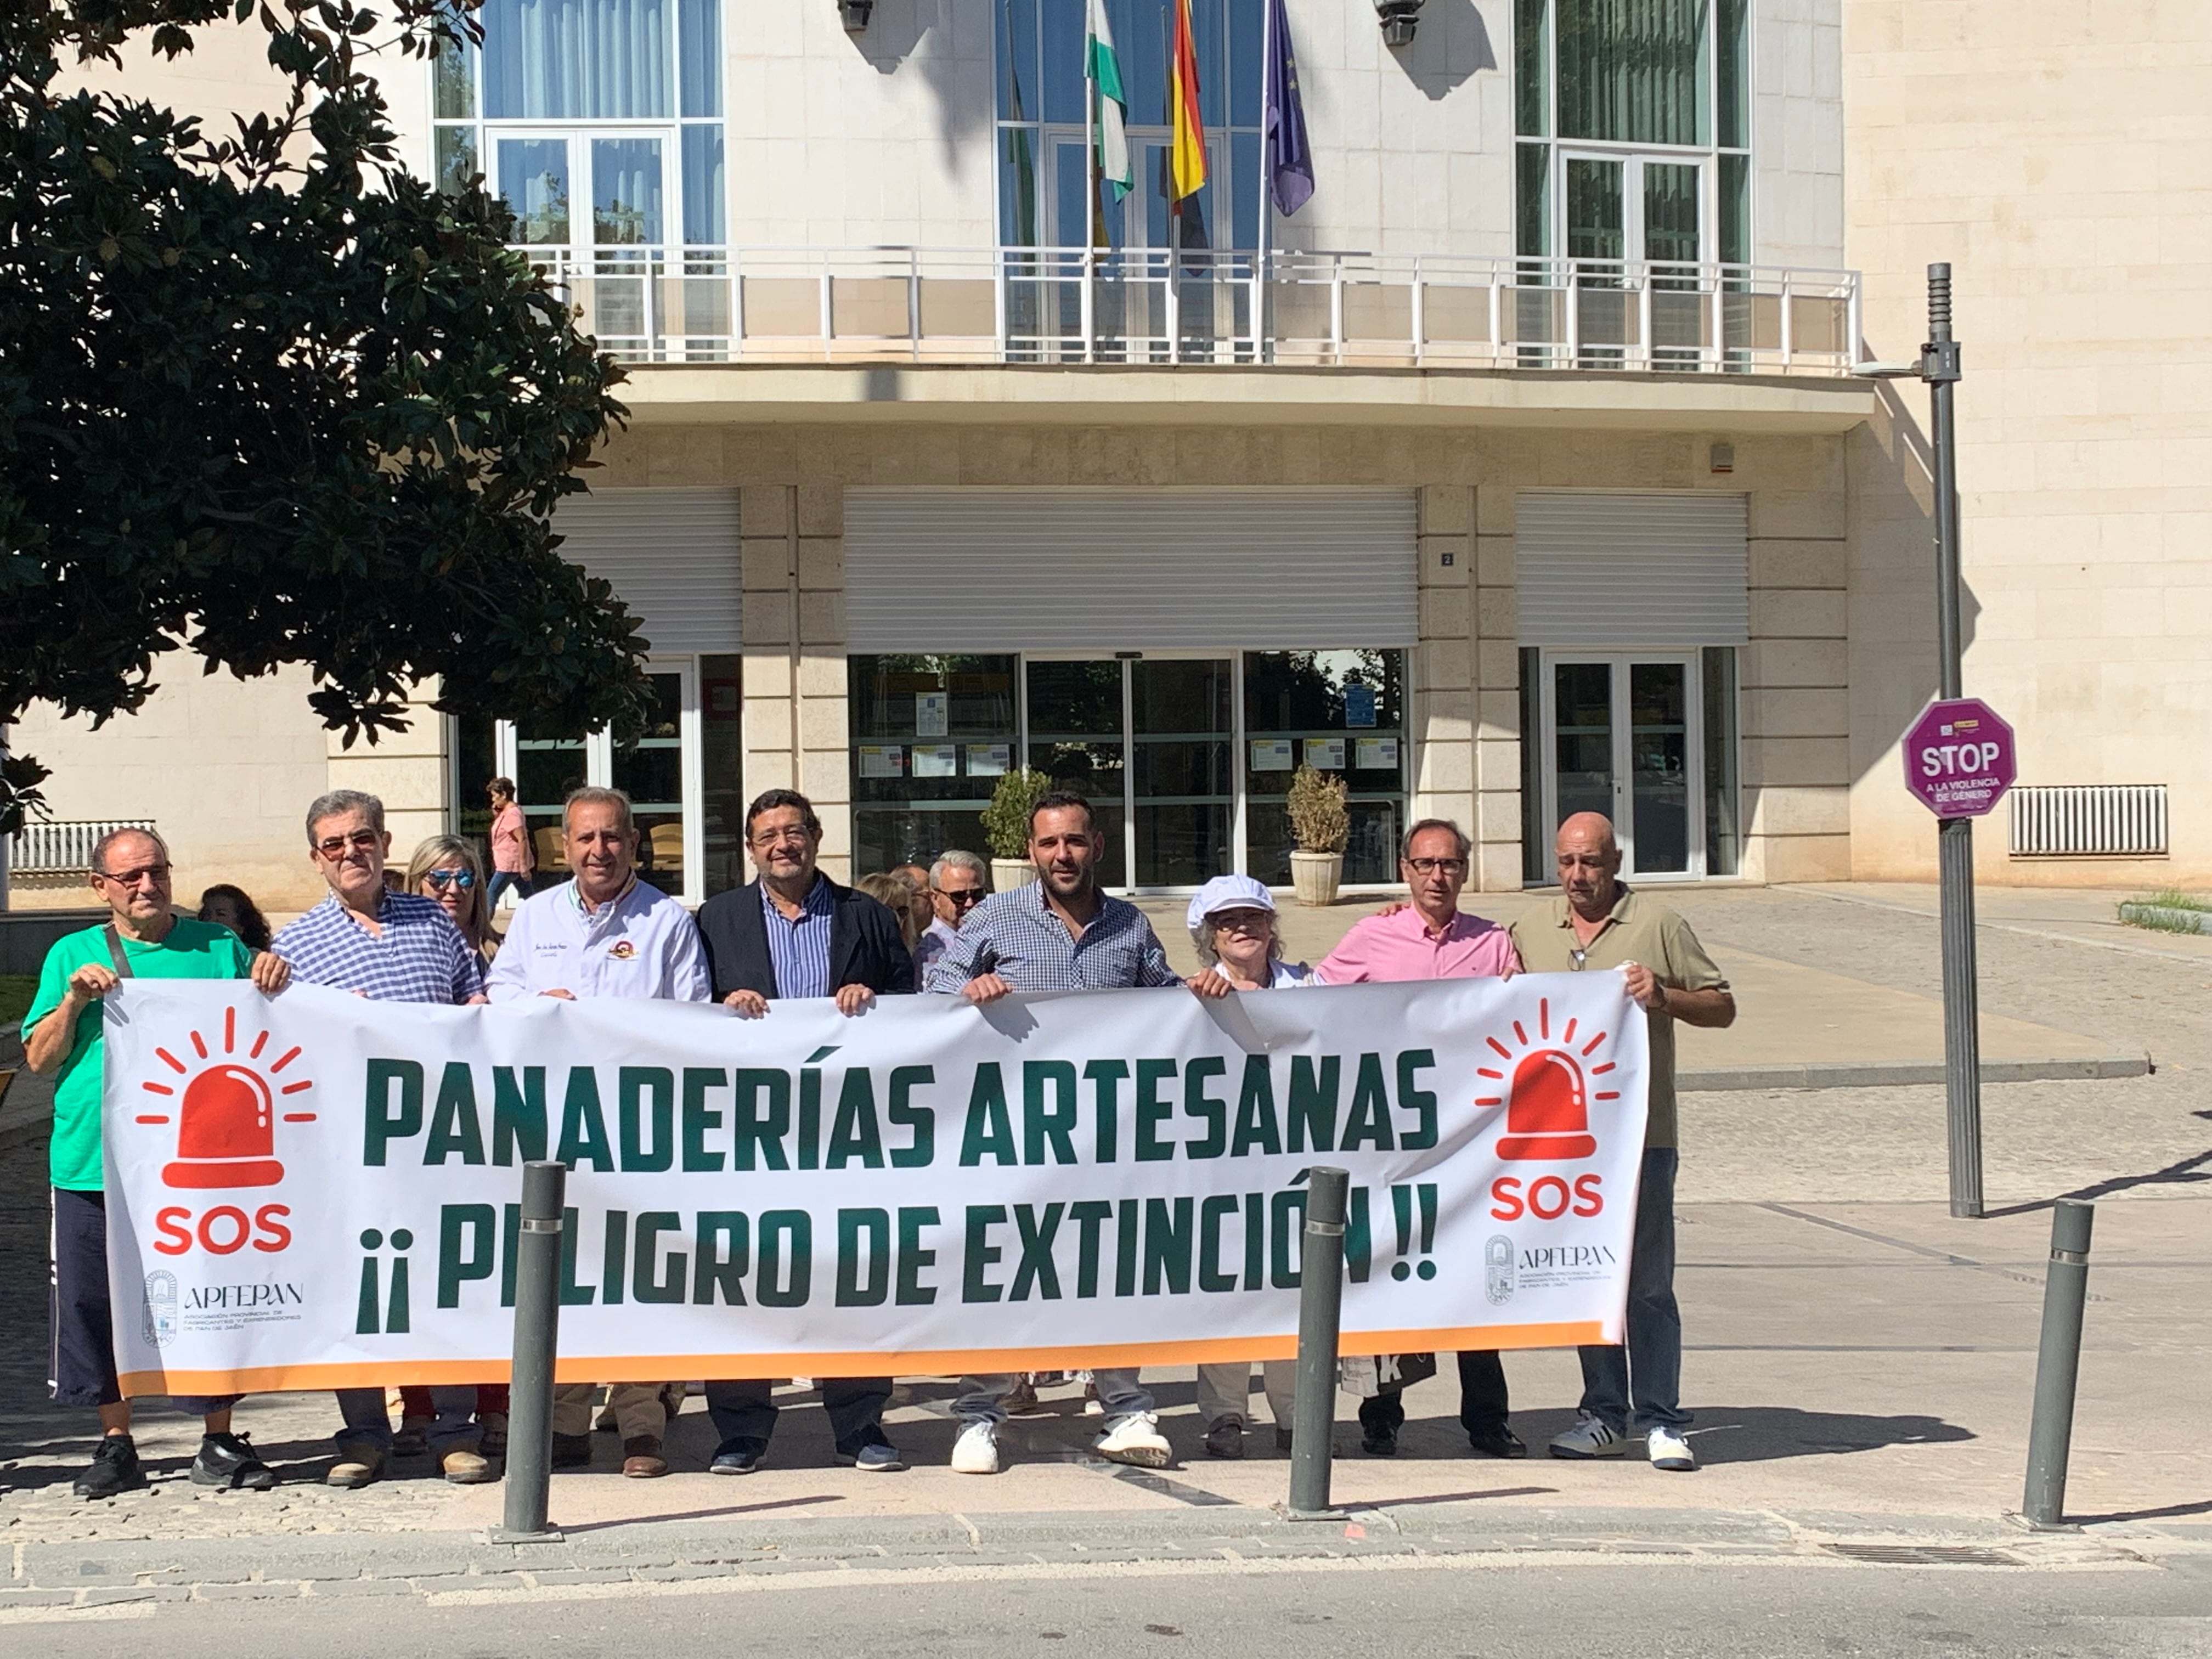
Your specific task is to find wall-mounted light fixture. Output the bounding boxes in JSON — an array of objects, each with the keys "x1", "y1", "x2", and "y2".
[
  {"x1": 1374, "y1": 0, "x2": 1424, "y2": 47},
  {"x1": 838, "y1": 0, "x2": 873, "y2": 30}
]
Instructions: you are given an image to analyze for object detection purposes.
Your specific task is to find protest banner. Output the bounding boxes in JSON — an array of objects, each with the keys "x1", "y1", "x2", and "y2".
[{"x1": 101, "y1": 974, "x2": 1648, "y2": 1397}]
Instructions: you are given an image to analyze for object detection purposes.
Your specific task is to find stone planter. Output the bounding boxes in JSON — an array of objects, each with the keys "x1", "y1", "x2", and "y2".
[
  {"x1": 989, "y1": 856, "x2": 1038, "y2": 895},
  {"x1": 1289, "y1": 849, "x2": 1344, "y2": 907}
]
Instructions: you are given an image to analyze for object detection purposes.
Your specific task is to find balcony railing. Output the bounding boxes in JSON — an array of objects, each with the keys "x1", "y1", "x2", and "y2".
[{"x1": 521, "y1": 245, "x2": 1862, "y2": 378}]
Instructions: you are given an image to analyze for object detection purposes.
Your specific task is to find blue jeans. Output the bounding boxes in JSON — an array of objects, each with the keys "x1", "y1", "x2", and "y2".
[
  {"x1": 486, "y1": 871, "x2": 530, "y2": 911},
  {"x1": 1577, "y1": 1146, "x2": 1689, "y2": 1434},
  {"x1": 335, "y1": 1386, "x2": 481, "y2": 1458},
  {"x1": 956, "y1": 1369, "x2": 1152, "y2": 1426}
]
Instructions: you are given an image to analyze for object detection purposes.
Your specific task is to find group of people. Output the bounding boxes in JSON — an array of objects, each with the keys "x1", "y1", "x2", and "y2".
[{"x1": 26, "y1": 774, "x2": 1731, "y2": 1498}]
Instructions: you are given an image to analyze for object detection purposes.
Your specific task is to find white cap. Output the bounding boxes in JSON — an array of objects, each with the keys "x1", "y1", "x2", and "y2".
[{"x1": 1186, "y1": 874, "x2": 1278, "y2": 932}]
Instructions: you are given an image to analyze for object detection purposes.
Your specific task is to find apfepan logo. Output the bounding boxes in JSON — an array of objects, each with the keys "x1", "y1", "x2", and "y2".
[
  {"x1": 142, "y1": 1269, "x2": 179, "y2": 1348},
  {"x1": 1484, "y1": 1234, "x2": 1516, "y2": 1305}
]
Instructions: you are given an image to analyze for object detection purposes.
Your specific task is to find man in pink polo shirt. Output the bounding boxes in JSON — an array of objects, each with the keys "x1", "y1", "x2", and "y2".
[{"x1": 1318, "y1": 817, "x2": 1525, "y2": 1460}]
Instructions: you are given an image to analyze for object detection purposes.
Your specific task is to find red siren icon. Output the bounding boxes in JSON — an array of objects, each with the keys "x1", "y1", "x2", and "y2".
[
  {"x1": 162, "y1": 1064, "x2": 286, "y2": 1188},
  {"x1": 1497, "y1": 1049, "x2": 1598, "y2": 1161}
]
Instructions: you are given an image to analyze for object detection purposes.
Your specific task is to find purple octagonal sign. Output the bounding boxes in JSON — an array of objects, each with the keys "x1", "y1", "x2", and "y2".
[{"x1": 1903, "y1": 697, "x2": 2017, "y2": 819}]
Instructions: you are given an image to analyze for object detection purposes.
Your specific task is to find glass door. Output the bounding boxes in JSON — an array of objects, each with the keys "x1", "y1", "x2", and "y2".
[
  {"x1": 608, "y1": 667, "x2": 689, "y2": 898},
  {"x1": 1025, "y1": 658, "x2": 1129, "y2": 889},
  {"x1": 495, "y1": 132, "x2": 575, "y2": 250},
  {"x1": 1559, "y1": 152, "x2": 1706, "y2": 364},
  {"x1": 1130, "y1": 658, "x2": 1233, "y2": 887},
  {"x1": 1542, "y1": 653, "x2": 1701, "y2": 879}
]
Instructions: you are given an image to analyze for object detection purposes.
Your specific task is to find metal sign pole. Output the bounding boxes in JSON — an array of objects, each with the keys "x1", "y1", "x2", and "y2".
[{"x1": 1922, "y1": 262, "x2": 1982, "y2": 1219}]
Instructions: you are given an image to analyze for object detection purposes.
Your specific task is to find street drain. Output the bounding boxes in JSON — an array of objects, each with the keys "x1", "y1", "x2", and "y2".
[{"x1": 1820, "y1": 1543, "x2": 2025, "y2": 1567}]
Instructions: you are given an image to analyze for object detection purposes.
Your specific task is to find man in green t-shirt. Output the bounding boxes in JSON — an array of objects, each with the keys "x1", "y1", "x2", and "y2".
[
  {"x1": 1508, "y1": 811, "x2": 1734, "y2": 1475},
  {"x1": 24, "y1": 826, "x2": 291, "y2": 1498}
]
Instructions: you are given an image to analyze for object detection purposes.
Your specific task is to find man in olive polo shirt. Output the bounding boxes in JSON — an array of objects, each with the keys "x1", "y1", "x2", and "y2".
[
  {"x1": 1509, "y1": 811, "x2": 1734, "y2": 1473},
  {"x1": 24, "y1": 826, "x2": 291, "y2": 1497}
]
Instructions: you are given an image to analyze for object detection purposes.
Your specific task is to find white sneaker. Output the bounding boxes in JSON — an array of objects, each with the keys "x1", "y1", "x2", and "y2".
[
  {"x1": 1647, "y1": 1427, "x2": 1696, "y2": 1471},
  {"x1": 950, "y1": 1419, "x2": 1001, "y2": 1475},
  {"x1": 1548, "y1": 1413, "x2": 1628, "y2": 1459},
  {"x1": 1093, "y1": 1412, "x2": 1172, "y2": 1469}
]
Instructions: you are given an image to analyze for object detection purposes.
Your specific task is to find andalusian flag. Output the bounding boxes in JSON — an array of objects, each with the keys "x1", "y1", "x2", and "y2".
[
  {"x1": 1087, "y1": 0, "x2": 1131, "y2": 202},
  {"x1": 1169, "y1": 0, "x2": 1207, "y2": 201}
]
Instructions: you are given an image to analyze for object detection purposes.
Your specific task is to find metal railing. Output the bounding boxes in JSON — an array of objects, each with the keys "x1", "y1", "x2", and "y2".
[
  {"x1": 8, "y1": 819, "x2": 159, "y2": 876},
  {"x1": 517, "y1": 244, "x2": 1862, "y2": 377}
]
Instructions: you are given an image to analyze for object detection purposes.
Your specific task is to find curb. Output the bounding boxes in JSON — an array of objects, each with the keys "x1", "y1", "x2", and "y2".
[
  {"x1": 2115, "y1": 902, "x2": 2212, "y2": 936},
  {"x1": 1680, "y1": 1053, "x2": 2151, "y2": 1092}
]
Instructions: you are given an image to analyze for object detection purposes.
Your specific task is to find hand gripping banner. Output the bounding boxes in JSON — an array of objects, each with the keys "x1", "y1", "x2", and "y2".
[{"x1": 101, "y1": 976, "x2": 1648, "y2": 1396}]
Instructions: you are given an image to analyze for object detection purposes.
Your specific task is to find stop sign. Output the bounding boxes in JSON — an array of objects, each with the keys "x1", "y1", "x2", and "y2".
[{"x1": 1902, "y1": 697, "x2": 2017, "y2": 818}]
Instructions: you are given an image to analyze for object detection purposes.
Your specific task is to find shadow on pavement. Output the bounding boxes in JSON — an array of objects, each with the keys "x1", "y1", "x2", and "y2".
[
  {"x1": 1984, "y1": 1146, "x2": 2212, "y2": 1217},
  {"x1": 1684, "y1": 1407, "x2": 1974, "y2": 1463}
]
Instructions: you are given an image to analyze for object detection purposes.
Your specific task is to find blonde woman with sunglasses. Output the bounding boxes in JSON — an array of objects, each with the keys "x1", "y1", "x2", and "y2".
[{"x1": 406, "y1": 834, "x2": 495, "y2": 961}]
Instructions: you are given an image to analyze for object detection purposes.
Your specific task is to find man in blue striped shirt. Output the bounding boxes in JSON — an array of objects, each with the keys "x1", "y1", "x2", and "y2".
[
  {"x1": 926, "y1": 791, "x2": 1228, "y2": 1475},
  {"x1": 273, "y1": 789, "x2": 490, "y2": 1490}
]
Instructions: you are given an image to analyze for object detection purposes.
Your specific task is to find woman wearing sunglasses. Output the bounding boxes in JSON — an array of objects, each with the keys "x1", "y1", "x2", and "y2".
[{"x1": 405, "y1": 836, "x2": 495, "y2": 963}]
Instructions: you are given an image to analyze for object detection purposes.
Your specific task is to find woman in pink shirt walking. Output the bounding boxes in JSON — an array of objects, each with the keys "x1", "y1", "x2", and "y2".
[{"x1": 485, "y1": 777, "x2": 534, "y2": 912}]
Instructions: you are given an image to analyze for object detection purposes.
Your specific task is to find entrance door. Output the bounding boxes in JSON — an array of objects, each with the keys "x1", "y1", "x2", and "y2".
[
  {"x1": 1558, "y1": 153, "x2": 1706, "y2": 365},
  {"x1": 1025, "y1": 656, "x2": 1234, "y2": 890},
  {"x1": 1542, "y1": 654, "x2": 1700, "y2": 878}
]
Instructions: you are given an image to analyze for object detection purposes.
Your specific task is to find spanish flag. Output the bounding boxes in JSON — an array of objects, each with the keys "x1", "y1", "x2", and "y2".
[{"x1": 1169, "y1": 0, "x2": 1207, "y2": 201}]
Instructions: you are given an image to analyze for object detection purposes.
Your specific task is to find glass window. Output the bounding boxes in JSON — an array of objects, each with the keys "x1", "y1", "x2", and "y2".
[
  {"x1": 1519, "y1": 646, "x2": 1545, "y2": 882},
  {"x1": 1515, "y1": 0, "x2": 1549, "y2": 136},
  {"x1": 1026, "y1": 658, "x2": 1129, "y2": 889},
  {"x1": 850, "y1": 654, "x2": 1020, "y2": 877},
  {"x1": 1243, "y1": 650, "x2": 1407, "y2": 887},
  {"x1": 436, "y1": 0, "x2": 723, "y2": 250},
  {"x1": 1701, "y1": 646, "x2": 1740, "y2": 877},
  {"x1": 453, "y1": 716, "x2": 500, "y2": 858},
  {"x1": 700, "y1": 654, "x2": 744, "y2": 897},
  {"x1": 1555, "y1": 0, "x2": 1708, "y2": 146},
  {"x1": 610, "y1": 671, "x2": 684, "y2": 895}
]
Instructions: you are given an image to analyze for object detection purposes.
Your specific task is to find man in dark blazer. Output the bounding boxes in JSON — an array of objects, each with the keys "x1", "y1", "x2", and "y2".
[{"x1": 692, "y1": 788, "x2": 911, "y2": 1474}]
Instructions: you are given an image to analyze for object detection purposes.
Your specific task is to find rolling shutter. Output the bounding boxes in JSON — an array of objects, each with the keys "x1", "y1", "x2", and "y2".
[
  {"x1": 553, "y1": 488, "x2": 742, "y2": 654},
  {"x1": 844, "y1": 488, "x2": 1418, "y2": 651},
  {"x1": 1515, "y1": 492, "x2": 1748, "y2": 647}
]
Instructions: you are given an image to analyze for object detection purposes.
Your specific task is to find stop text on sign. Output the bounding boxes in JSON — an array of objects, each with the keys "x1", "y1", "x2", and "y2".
[{"x1": 1900, "y1": 697, "x2": 2017, "y2": 819}]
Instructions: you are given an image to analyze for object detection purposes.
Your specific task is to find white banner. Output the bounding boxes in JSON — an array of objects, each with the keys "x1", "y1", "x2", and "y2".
[{"x1": 101, "y1": 975, "x2": 1648, "y2": 1395}]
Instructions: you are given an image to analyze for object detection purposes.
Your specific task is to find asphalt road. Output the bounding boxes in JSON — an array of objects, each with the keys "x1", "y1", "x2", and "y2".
[{"x1": 20, "y1": 1556, "x2": 2211, "y2": 1657}]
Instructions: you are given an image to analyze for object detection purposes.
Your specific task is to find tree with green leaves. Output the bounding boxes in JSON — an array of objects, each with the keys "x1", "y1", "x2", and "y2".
[{"x1": 0, "y1": 0, "x2": 652, "y2": 834}]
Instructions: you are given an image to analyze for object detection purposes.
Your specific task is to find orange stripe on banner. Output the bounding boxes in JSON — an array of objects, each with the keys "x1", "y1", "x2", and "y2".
[{"x1": 117, "y1": 1325, "x2": 1609, "y2": 1396}]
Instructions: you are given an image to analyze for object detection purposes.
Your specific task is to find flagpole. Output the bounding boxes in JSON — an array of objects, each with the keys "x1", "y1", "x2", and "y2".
[
  {"x1": 1164, "y1": 3, "x2": 1179, "y2": 363},
  {"x1": 1258, "y1": 0, "x2": 1275, "y2": 363},
  {"x1": 1084, "y1": 3, "x2": 1098, "y2": 360}
]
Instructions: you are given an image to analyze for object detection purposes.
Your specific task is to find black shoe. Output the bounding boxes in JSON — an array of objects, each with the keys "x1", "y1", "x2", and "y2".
[
  {"x1": 551, "y1": 1431, "x2": 594, "y2": 1469},
  {"x1": 1361, "y1": 1424, "x2": 1398, "y2": 1457},
  {"x1": 834, "y1": 1429, "x2": 905, "y2": 1472},
  {"x1": 74, "y1": 1434, "x2": 145, "y2": 1499},
  {"x1": 710, "y1": 1436, "x2": 768, "y2": 1475},
  {"x1": 1469, "y1": 1424, "x2": 1527, "y2": 1459},
  {"x1": 191, "y1": 1431, "x2": 277, "y2": 1490}
]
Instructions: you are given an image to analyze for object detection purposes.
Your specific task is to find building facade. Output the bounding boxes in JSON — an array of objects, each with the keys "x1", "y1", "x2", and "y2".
[{"x1": 8, "y1": 0, "x2": 2204, "y2": 911}]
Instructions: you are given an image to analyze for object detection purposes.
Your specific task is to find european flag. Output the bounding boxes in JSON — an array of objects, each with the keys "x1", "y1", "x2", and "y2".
[{"x1": 1265, "y1": 0, "x2": 1314, "y2": 217}]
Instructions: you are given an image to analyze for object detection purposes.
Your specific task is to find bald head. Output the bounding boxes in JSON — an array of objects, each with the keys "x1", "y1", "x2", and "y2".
[
  {"x1": 1555, "y1": 812, "x2": 1622, "y2": 915},
  {"x1": 1556, "y1": 812, "x2": 1618, "y2": 860}
]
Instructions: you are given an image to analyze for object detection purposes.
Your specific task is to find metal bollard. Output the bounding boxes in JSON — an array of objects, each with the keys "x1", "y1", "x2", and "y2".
[
  {"x1": 495, "y1": 1160, "x2": 567, "y2": 1542},
  {"x1": 1285, "y1": 1167, "x2": 1350, "y2": 1521},
  {"x1": 2021, "y1": 1199, "x2": 2094, "y2": 1529}
]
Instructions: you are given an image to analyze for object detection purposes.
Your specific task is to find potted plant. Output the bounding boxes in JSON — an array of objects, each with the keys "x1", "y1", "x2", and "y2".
[
  {"x1": 1286, "y1": 764, "x2": 1350, "y2": 906},
  {"x1": 980, "y1": 766, "x2": 1051, "y2": 894}
]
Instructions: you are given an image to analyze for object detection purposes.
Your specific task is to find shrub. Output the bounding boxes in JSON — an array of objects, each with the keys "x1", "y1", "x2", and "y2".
[
  {"x1": 980, "y1": 768, "x2": 1054, "y2": 859},
  {"x1": 1286, "y1": 765, "x2": 1350, "y2": 855}
]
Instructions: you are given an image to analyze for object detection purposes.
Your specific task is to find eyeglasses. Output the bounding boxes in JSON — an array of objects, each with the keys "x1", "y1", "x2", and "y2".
[
  {"x1": 1406, "y1": 857, "x2": 1469, "y2": 876},
  {"x1": 424, "y1": 870, "x2": 477, "y2": 891},
  {"x1": 749, "y1": 827, "x2": 814, "y2": 849},
  {"x1": 314, "y1": 830, "x2": 381, "y2": 859},
  {"x1": 1210, "y1": 908, "x2": 1274, "y2": 931},
  {"x1": 95, "y1": 862, "x2": 170, "y2": 887},
  {"x1": 935, "y1": 888, "x2": 985, "y2": 909}
]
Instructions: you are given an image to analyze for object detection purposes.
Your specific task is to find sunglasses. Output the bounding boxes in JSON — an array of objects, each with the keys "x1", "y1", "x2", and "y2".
[
  {"x1": 935, "y1": 888, "x2": 986, "y2": 909},
  {"x1": 425, "y1": 870, "x2": 477, "y2": 891},
  {"x1": 95, "y1": 862, "x2": 171, "y2": 887},
  {"x1": 315, "y1": 829, "x2": 382, "y2": 859}
]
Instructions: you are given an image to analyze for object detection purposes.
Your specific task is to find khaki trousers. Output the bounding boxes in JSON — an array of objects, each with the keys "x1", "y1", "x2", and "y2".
[{"x1": 552, "y1": 1382, "x2": 681, "y2": 1441}]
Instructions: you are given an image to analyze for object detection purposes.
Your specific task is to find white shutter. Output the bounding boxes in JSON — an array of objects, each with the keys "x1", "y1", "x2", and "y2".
[
  {"x1": 554, "y1": 488, "x2": 742, "y2": 654},
  {"x1": 1515, "y1": 492, "x2": 1748, "y2": 647},
  {"x1": 844, "y1": 488, "x2": 1417, "y2": 651}
]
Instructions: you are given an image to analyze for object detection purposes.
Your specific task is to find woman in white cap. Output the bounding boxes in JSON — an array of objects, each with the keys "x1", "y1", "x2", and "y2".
[
  {"x1": 1186, "y1": 874, "x2": 1308, "y2": 1457},
  {"x1": 1186, "y1": 873, "x2": 1314, "y2": 991}
]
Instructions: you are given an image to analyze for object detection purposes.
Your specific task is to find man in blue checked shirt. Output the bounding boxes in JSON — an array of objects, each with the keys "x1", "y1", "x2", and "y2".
[
  {"x1": 924, "y1": 790, "x2": 1228, "y2": 1475},
  {"x1": 273, "y1": 789, "x2": 491, "y2": 1491}
]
